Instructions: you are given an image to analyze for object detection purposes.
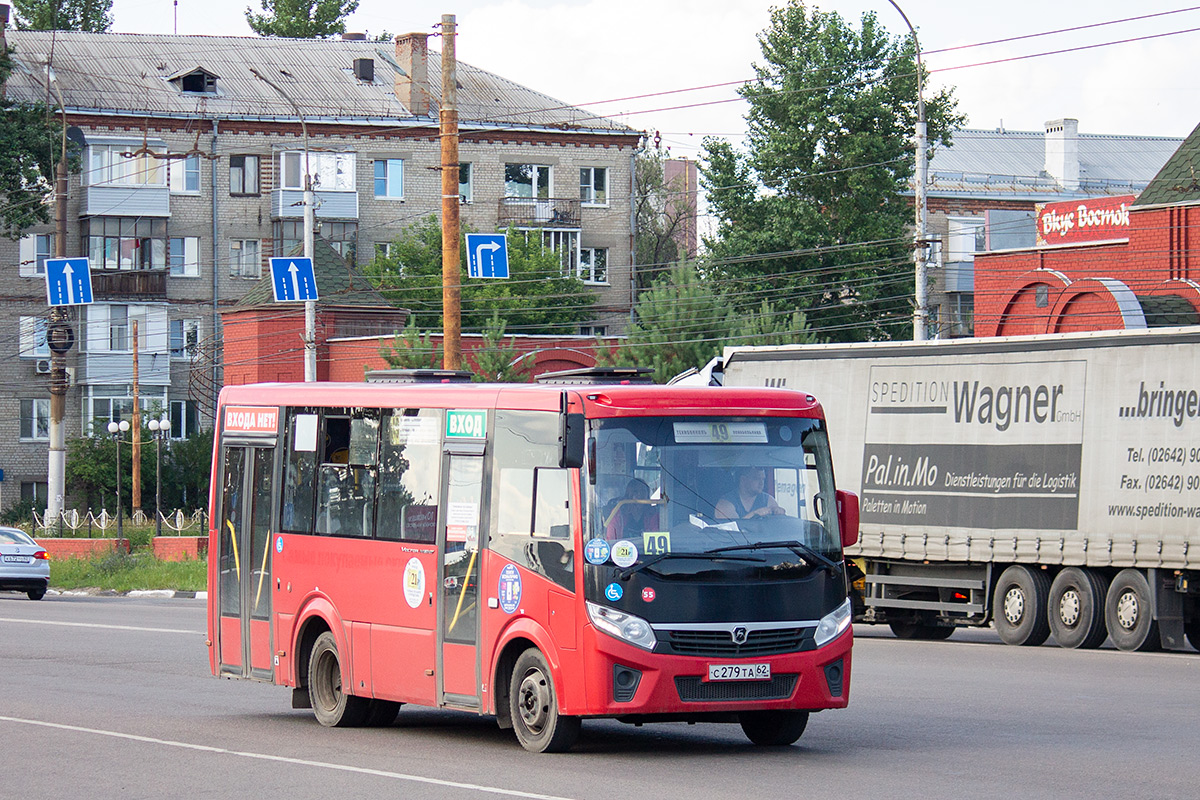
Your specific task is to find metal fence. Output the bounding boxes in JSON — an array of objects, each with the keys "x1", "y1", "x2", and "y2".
[{"x1": 32, "y1": 509, "x2": 208, "y2": 537}]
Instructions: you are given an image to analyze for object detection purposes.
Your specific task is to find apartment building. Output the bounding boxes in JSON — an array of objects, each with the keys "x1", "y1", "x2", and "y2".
[{"x1": 0, "y1": 22, "x2": 640, "y2": 505}]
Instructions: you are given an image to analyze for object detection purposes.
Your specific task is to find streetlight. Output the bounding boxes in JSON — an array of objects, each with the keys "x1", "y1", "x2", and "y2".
[
  {"x1": 107, "y1": 419, "x2": 130, "y2": 545},
  {"x1": 147, "y1": 417, "x2": 170, "y2": 537}
]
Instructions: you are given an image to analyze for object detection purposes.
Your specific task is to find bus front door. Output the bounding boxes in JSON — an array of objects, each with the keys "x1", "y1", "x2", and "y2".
[
  {"x1": 437, "y1": 451, "x2": 484, "y2": 707},
  {"x1": 216, "y1": 445, "x2": 276, "y2": 681}
]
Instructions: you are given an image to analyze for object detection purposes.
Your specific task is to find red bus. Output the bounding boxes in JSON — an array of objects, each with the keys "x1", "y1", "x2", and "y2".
[{"x1": 206, "y1": 370, "x2": 859, "y2": 752}]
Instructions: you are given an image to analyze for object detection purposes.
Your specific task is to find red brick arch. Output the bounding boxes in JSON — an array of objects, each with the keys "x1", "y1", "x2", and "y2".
[
  {"x1": 1048, "y1": 278, "x2": 1146, "y2": 333},
  {"x1": 993, "y1": 269, "x2": 1072, "y2": 337}
]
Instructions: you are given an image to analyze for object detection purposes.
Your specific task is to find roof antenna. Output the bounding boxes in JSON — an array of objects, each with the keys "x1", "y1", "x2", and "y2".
[{"x1": 174, "y1": 0, "x2": 179, "y2": 34}]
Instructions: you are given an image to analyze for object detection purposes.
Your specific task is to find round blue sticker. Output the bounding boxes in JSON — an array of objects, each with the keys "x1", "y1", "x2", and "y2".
[
  {"x1": 498, "y1": 563, "x2": 522, "y2": 614},
  {"x1": 584, "y1": 538, "x2": 611, "y2": 565},
  {"x1": 275, "y1": 536, "x2": 283, "y2": 553},
  {"x1": 605, "y1": 582, "x2": 624, "y2": 601}
]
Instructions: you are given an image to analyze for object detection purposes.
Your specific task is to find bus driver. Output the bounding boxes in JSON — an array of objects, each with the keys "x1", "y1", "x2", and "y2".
[{"x1": 714, "y1": 466, "x2": 785, "y2": 520}]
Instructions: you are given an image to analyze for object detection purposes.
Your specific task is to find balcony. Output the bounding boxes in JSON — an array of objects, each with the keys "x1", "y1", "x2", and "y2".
[
  {"x1": 83, "y1": 185, "x2": 170, "y2": 217},
  {"x1": 91, "y1": 269, "x2": 168, "y2": 299},
  {"x1": 497, "y1": 197, "x2": 580, "y2": 228},
  {"x1": 273, "y1": 189, "x2": 359, "y2": 220}
]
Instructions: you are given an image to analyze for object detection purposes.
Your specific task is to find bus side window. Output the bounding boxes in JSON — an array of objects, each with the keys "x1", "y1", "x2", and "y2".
[
  {"x1": 377, "y1": 408, "x2": 441, "y2": 542},
  {"x1": 281, "y1": 410, "x2": 318, "y2": 533},
  {"x1": 491, "y1": 411, "x2": 575, "y2": 591}
]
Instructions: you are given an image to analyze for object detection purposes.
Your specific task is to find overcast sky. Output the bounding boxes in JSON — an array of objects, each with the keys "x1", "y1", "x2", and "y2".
[{"x1": 106, "y1": 0, "x2": 1200, "y2": 159}]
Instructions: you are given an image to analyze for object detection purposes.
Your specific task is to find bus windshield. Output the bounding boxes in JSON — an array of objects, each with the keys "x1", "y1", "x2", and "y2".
[{"x1": 588, "y1": 416, "x2": 842, "y2": 569}]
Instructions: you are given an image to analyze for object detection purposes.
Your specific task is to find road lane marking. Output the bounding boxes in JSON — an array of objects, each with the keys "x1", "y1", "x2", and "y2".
[
  {"x1": 0, "y1": 715, "x2": 579, "y2": 800},
  {"x1": 0, "y1": 617, "x2": 198, "y2": 634}
]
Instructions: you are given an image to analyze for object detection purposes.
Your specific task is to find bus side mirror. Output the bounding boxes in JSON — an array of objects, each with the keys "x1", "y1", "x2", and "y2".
[
  {"x1": 836, "y1": 490, "x2": 859, "y2": 549},
  {"x1": 561, "y1": 412, "x2": 585, "y2": 469}
]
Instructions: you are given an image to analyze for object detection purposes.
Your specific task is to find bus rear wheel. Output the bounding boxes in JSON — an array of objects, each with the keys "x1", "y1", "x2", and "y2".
[
  {"x1": 308, "y1": 632, "x2": 369, "y2": 727},
  {"x1": 509, "y1": 648, "x2": 580, "y2": 753},
  {"x1": 1048, "y1": 568, "x2": 1109, "y2": 649},
  {"x1": 992, "y1": 565, "x2": 1051, "y2": 646},
  {"x1": 739, "y1": 710, "x2": 809, "y2": 746}
]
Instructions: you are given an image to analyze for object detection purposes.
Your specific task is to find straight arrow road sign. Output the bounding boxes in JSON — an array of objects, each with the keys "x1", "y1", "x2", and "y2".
[
  {"x1": 45, "y1": 258, "x2": 93, "y2": 306},
  {"x1": 269, "y1": 257, "x2": 319, "y2": 302},
  {"x1": 466, "y1": 233, "x2": 509, "y2": 279}
]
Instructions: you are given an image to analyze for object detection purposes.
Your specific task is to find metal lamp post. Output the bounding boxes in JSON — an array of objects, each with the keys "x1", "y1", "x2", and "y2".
[
  {"x1": 107, "y1": 419, "x2": 130, "y2": 545},
  {"x1": 147, "y1": 417, "x2": 169, "y2": 537}
]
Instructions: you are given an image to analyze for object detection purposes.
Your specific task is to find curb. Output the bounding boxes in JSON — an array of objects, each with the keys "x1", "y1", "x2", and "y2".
[{"x1": 49, "y1": 588, "x2": 208, "y2": 600}]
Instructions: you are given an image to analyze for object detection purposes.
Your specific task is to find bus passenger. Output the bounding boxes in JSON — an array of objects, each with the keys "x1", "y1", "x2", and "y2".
[{"x1": 715, "y1": 466, "x2": 785, "y2": 520}]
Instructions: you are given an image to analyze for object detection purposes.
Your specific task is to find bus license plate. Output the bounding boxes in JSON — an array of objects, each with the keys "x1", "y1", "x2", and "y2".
[{"x1": 707, "y1": 663, "x2": 771, "y2": 681}]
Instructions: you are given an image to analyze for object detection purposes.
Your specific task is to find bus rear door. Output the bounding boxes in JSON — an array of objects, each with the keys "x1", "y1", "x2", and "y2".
[{"x1": 216, "y1": 443, "x2": 277, "y2": 680}]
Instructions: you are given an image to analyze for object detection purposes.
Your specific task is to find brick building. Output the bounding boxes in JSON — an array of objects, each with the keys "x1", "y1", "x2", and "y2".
[
  {"x1": 0, "y1": 19, "x2": 639, "y2": 507},
  {"x1": 920, "y1": 119, "x2": 1181, "y2": 337},
  {"x1": 972, "y1": 123, "x2": 1200, "y2": 336}
]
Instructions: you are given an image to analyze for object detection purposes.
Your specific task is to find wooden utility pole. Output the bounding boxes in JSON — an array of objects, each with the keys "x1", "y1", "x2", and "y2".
[
  {"x1": 440, "y1": 13, "x2": 461, "y2": 369},
  {"x1": 131, "y1": 319, "x2": 142, "y2": 512}
]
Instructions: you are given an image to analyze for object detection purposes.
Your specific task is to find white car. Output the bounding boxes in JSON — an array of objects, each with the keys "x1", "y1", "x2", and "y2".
[{"x1": 0, "y1": 527, "x2": 50, "y2": 600}]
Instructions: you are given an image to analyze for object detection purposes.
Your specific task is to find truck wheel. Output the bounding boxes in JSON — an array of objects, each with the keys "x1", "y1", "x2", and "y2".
[
  {"x1": 1105, "y1": 569, "x2": 1161, "y2": 652},
  {"x1": 992, "y1": 565, "x2": 1051, "y2": 646},
  {"x1": 1048, "y1": 568, "x2": 1108, "y2": 649},
  {"x1": 740, "y1": 710, "x2": 809, "y2": 746},
  {"x1": 509, "y1": 648, "x2": 580, "y2": 753},
  {"x1": 308, "y1": 632, "x2": 369, "y2": 727}
]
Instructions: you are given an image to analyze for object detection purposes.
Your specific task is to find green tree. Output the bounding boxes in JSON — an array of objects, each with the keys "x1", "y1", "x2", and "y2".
[
  {"x1": 11, "y1": 0, "x2": 113, "y2": 31},
  {"x1": 160, "y1": 429, "x2": 214, "y2": 512},
  {"x1": 65, "y1": 427, "x2": 212, "y2": 513},
  {"x1": 702, "y1": 1, "x2": 962, "y2": 342},
  {"x1": 470, "y1": 313, "x2": 532, "y2": 382},
  {"x1": 362, "y1": 216, "x2": 595, "y2": 335},
  {"x1": 634, "y1": 141, "x2": 690, "y2": 290},
  {"x1": 0, "y1": 47, "x2": 69, "y2": 238},
  {"x1": 246, "y1": 0, "x2": 359, "y2": 39}
]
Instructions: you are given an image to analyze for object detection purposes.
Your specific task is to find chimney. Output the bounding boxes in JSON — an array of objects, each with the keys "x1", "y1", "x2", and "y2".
[
  {"x1": 1044, "y1": 118, "x2": 1079, "y2": 191},
  {"x1": 0, "y1": 4, "x2": 9, "y2": 28},
  {"x1": 353, "y1": 58, "x2": 374, "y2": 82},
  {"x1": 395, "y1": 32, "x2": 430, "y2": 117},
  {"x1": 341, "y1": 32, "x2": 366, "y2": 40}
]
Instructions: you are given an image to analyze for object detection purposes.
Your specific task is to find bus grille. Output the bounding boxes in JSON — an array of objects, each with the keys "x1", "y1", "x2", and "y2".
[
  {"x1": 659, "y1": 627, "x2": 811, "y2": 657},
  {"x1": 675, "y1": 674, "x2": 798, "y2": 703}
]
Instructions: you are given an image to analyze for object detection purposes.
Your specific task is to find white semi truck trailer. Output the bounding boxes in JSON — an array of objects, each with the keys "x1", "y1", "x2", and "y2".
[{"x1": 721, "y1": 328, "x2": 1200, "y2": 652}]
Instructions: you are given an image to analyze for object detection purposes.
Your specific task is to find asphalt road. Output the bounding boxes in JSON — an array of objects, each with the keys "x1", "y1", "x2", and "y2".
[{"x1": 2, "y1": 594, "x2": 1198, "y2": 799}]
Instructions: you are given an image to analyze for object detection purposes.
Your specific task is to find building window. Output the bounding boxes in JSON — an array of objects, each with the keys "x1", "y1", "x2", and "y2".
[
  {"x1": 20, "y1": 398, "x2": 50, "y2": 441},
  {"x1": 1035, "y1": 284, "x2": 1050, "y2": 308},
  {"x1": 373, "y1": 159, "x2": 404, "y2": 198},
  {"x1": 459, "y1": 162, "x2": 473, "y2": 203},
  {"x1": 19, "y1": 316, "x2": 50, "y2": 358},
  {"x1": 273, "y1": 221, "x2": 357, "y2": 265},
  {"x1": 21, "y1": 482, "x2": 48, "y2": 506},
  {"x1": 579, "y1": 325, "x2": 607, "y2": 337},
  {"x1": 229, "y1": 155, "x2": 260, "y2": 195},
  {"x1": 579, "y1": 247, "x2": 608, "y2": 284},
  {"x1": 505, "y1": 164, "x2": 551, "y2": 198},
  {"x1": 169, "y1": 237, "x2": 200, "y2": 277},
  {"x1": 580, "y1": 167, "x2": 608, "y2": 205},
  {"x1": 85, "y1": 217, "x2": 167, "y2": 271},
  {"x1": 375, "y1": 241, "x2": 393, "y2": 260},
  {"x1": 88, "y1": 387, "x2": 166, "y2": 434},
  {"x1": 169, "y1": 154, "x2": 201, "y2": 193},
  {"x1": 19, "y1": 233, "x2": 53, "y2": 277},
  {"x1": 170, "y1": 319, "x2": 200, "y2": 359},
  {"x1": 87, "y1": 143, "x2": 165, "y2": 186},
  {"x1": 171, "y1": 400, "x2": 199, "y2": 439},
  {"x1": 109, "y1": 305, "x2": 129, "y2": 350},
  {"x1": 281, "y1": 151, "x2": 355, "y2": 192},
  {"x1": 531, "y1": 229, "x2": 579, "y2": 275},
  {"x1": 230, "y1": 239, "x2": 261, "y2": 278}
]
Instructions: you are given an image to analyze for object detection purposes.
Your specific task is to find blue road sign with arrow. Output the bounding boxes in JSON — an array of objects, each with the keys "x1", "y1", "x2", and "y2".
[
  {"x1": 466, "y1": 233, "x2": 509, "y2": 279},
  {"x1": 45, "y1": 257, "x2": 93, "y2": 306},
  {"x1": 269, "y1": 257, "x2": 319, "y2": 302}
]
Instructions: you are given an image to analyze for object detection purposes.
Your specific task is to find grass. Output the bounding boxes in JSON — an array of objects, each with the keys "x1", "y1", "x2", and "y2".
[{"x1": 51, "y1": 551, "x2": 207, "y2": 593}]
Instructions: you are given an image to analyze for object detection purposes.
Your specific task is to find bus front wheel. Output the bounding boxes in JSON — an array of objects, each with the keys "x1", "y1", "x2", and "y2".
[
  {"x1": 509, "y1": 648, "x2": 580, "y2": 753},
  {"x1": 308, "y1": 632, "x2": 369, "y2": 727},
  {"x1": 740, "y1": 710, "x2": 809, "y2": 746}
]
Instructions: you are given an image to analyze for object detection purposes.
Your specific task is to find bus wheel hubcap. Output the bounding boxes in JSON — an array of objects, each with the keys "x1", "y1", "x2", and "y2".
[{"x1": 518, "y1": 670, "x2": 550, "y2": 732}]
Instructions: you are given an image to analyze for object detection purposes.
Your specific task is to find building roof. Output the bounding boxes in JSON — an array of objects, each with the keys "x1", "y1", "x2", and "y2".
[
  {"x1": 3, "y1": 30, "x2": 635, "y2": 136},
  {"x1": 1132, "y1": 122, "x2": 1200, "y2": 207},
  {"x1": 234, "y1": 238, "x2": 398, "y2": 309},
  {"x1": 927, "y1": 126, "x2": 1183, "y2": 201}
]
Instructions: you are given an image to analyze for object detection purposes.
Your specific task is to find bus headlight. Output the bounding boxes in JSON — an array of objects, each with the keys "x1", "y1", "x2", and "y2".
[
  {"x1": 813, "y1": 598, "x2": 852, "y2": 648},
  {"x1": 586, "y1": 601, "x2": 658, "y2": 651}
]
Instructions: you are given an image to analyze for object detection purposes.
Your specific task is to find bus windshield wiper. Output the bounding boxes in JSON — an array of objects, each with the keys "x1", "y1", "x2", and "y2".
[
  {"x1": 616, "y1": 550, "x2": 764, "y2": 580},
  {"x1": 706, "y1": 540, "x2": 840, "y2": 572}
]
